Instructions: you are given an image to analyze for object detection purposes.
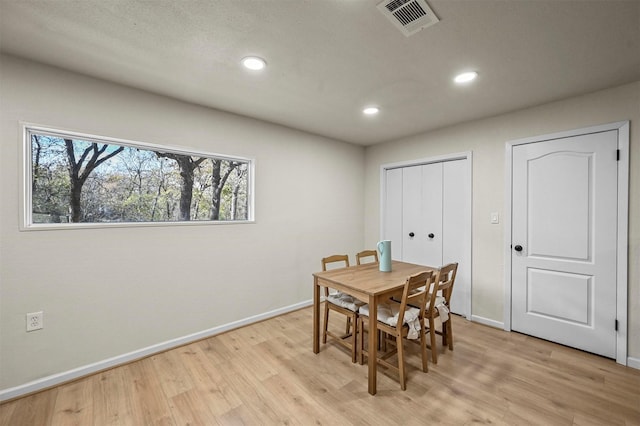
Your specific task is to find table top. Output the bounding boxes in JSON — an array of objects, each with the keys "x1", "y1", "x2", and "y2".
[{"x1": 313, "y1": 260, "x2": 436, "y2": 297}]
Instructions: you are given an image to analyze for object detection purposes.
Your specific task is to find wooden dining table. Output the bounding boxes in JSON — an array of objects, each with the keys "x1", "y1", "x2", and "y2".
[{"x1": 312, "y1": 260, "x2": 436, "y2": 395}]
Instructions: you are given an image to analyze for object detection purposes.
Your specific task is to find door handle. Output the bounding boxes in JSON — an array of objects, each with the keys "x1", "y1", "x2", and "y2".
[
  {"x1": 514, "y1": 245, "x2": 523, "y2": 252},
  {"x1": 428, "y1": 233, "x2": 435, "y2": 239},
  {"x1": 409, "y1": 232, "x2": 415, "y2": 237}
]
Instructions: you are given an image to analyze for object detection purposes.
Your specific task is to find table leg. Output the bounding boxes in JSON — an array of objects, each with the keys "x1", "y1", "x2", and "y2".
[
  {"x1": 368, "y1": 294, "x2": 377, "y2": 395},
  {"x1": 313, "y1": 277, "x2": 320, "y2": 354}
]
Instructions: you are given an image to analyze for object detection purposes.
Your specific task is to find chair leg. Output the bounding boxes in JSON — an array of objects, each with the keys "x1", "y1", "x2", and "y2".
[
  {"x1": 429, "y1": 317, "x2": 438, "y2": 364},
  {"x1": 358, "y1": 317, "x2": 365, "y2": 365},
  {"x1": 442, "y1": 319, "x2": 448, "y2": 346},
  {"x1": 322, "y1": 302, "x2": 329, "y2": 344},
  {"x1": 346, "y1": 317, "x2": 352, "y2": 335},
  {"x1": 397, "y1": 333, "x2": 406, "y2": 390},
  {"x1": 420, "y1": 322, "x2": 429, "y2": 373},
  {"x1": 350, "y1": 314, "x2": 358, "y2": 363},
  {"x1": 446, "y1": 319, "x2": 454, "y2": 350}
]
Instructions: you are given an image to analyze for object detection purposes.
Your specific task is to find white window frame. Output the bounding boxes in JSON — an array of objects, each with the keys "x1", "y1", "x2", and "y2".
[{"x1": 20, "y1": 123, "x2": 255, "y2": 230}]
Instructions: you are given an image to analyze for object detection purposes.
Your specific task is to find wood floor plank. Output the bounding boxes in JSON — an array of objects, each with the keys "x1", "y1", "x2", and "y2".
[
  {"x1": 0, "y1": 399, "x2": 17, "y2": 426},
  {"x1": 214, "y1": 358, "x2": 289, "y2": 424},
  {"x1": 488, "y1": 346, "x2": 640, "y2": 423},
  {"x1": 50, "y1": 378, "x2": 94, "y2": 426},
  {"x1": 2, "y1": 388, "x2": 57, "y2": 426},
  {"x1": 2, "y1": 308, "x2": 639, "y2": 425},
  {"x1": 123, "y1": 359, "x2": 175, "y2": 425},
  {"x1": 168, "y1": 389, "x2": 221, "y2": 426},
  {"x1": 150, "y1": 348, "x2": 196, "y2": 399},
  {"x1": 176, "y1": 344, "x2": 242, "y2": 417},
  {"x1": 92, "y1": 366, "x2": 137, "y2": 426}
]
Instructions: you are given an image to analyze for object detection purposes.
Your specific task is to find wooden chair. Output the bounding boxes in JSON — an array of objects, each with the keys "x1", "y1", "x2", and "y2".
[
  {"x1": 356, "y1": 249, "x2": 378, "y2": 265},
  {"x1": 423, "y1": 262, "x2": 458, "y2": 364},
  {"x1": 357, "y1": 271, "x2": 433, "y2": 390},
  {"x1": 321, "y1": 254, "x2": 362, "y2": 363}
]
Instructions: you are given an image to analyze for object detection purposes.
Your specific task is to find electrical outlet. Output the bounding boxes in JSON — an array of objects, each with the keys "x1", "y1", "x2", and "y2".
[{"x1": 26, "y1": 311, "x2": 43, "y2": 332}]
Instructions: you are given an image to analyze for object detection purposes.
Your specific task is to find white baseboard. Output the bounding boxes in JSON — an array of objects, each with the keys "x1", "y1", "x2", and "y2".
[
  {"x1": 627, "y1": 356, "x2": 640, "y2": 370},
  {"x1": 3, "y1": 301, "x2": 634, "y2": 402},
  {"x1": 471, "y1": 314, "x2": 504, "y2": 329},
  {"x1": 0, "y1": 300, "x2": 312, "y2": 402}
]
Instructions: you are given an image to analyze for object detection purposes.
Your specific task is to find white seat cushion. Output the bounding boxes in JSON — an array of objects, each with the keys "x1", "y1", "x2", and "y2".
[
  {"x1": 327, "y1": 291, "x2": 364, "y2": 312},
  {"x1": 427, "y1": 296, "x2": 449, "y2": 322},
  {"x1": 359, "y1": 302, "x2": 421, "y2": 339}
]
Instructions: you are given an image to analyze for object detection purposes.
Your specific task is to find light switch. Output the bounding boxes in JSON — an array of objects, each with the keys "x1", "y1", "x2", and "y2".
[{"x1": 490, "y1": 212, "x2": 499, "y2": 224}]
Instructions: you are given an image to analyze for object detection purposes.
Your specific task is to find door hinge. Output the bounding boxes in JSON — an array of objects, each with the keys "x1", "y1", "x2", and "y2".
[
  {"x1": 615, "y1": 319, "x2": 618, "y2": 331},
  {"x1": 617, "y1": 150, "x2": 620, "y2": 161}
]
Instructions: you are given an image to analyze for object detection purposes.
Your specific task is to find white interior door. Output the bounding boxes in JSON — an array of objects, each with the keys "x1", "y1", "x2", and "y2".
[{"x1": 511, "y1": 131, "x2": 618, "y2": 358}]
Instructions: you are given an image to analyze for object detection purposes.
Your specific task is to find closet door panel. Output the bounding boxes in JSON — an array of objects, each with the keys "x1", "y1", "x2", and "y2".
[
  {"x1": 384, "y1": 168, "x2": 404, "y2": 260},
  {"x1": 402, "y1": 166, "x2": 426, "y2": 264},
  {"x1": 421, "y1": 163, "x2": 443, "y2": 267},
  {"x1": 443, "y1": 160, "x2": 469, "y2": 316}
]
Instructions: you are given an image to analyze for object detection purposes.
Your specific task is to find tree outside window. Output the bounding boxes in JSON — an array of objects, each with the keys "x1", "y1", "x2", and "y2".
[{"x1": 27, "y1": 128, "x2": 251, "y2": 226}]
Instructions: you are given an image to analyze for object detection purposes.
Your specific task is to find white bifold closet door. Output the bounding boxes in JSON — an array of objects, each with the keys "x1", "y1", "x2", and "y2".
[
  {"x1": 402, "y1": 164, "x2": 442, "y2": 267},
  {"x1": 384, "y1": 159, "x2": 470, "y2": 317}
]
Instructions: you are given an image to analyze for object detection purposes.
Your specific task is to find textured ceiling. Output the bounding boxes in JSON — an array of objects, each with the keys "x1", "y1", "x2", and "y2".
[{"x1": 1, "y1": 0, "x2": 639, "y2": 145}]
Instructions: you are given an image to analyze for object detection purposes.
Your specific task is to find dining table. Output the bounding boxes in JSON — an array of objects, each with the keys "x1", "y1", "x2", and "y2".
[{"x1": 312, "y1": 260, "x2": 437, "y2": 395}]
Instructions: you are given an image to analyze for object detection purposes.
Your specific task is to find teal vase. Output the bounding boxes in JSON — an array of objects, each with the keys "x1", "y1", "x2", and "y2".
[{"x1": 377, "y1": 240, "x2": 392, "y2": 272}]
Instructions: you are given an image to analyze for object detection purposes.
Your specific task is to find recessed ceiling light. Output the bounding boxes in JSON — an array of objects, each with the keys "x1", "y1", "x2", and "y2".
[
  {"x1": 241, "y1": 56, "x2": 266, "y2": 71},
  {"x1": 363, "y1": 106, "x2": 380, "y2": 115},
  {"x1": 454, "y1": 71, "x2": 478, "y2": 84}
]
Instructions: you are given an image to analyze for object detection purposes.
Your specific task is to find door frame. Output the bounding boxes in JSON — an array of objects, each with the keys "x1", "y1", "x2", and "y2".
[
  {"x1": 380, "y1": 151, "x2": 473, "y2": 320},
  {"x1": 503, "y1": 121, "x2": 629, "y2": 365}
]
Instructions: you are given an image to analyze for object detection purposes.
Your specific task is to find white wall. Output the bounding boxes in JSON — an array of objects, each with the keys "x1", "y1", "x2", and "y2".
[
  {"x1": 364, "y1": 81, "x2": 640, "y2": 359},
  {"x1": 0, "y1": 55, "x2": 365, "y2": 392}
]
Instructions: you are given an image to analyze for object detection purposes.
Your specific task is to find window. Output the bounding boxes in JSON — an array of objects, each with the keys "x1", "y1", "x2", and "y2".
[{"x1": 24, "y1": 125, "x2": 253, "y2": 228}]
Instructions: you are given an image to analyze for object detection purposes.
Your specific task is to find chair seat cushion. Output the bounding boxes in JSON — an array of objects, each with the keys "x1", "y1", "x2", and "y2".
[
  {"x1": 427, "y1": 295, "x2": 449, "y2": 322},
  {"x1": 327, "y1": 291, "x2": 364, "y2": 312},
  {"x1": 359, "y1": 302, "x2": 421, "y2": 339}
]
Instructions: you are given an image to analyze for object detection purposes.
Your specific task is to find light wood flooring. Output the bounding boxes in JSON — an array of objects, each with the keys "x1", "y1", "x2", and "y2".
[{"x1": 1, "y1": 307, "x2": 639, "y2": 425}]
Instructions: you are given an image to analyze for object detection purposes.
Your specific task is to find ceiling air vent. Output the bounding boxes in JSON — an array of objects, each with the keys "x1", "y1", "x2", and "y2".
[{"x1": 377, "y1": 0, "x2": 439, "y2": 37}]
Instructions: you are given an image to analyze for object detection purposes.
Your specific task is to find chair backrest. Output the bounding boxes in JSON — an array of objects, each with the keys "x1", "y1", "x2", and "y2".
[
  {"x1": 397, "y1": 271, "x2": 433, "y2": 328},
  {"x1": 321, "y1": 254, "x2": 350, "y2": 297},
  {"x1": 356, "y1": 249, "x2": 378, "y2": 265},
  {"x1": 426, "y1": 263, "x2": 458, "y2": 314},
  {"x1": 321, "y1": 254, "x2": 350, "y2": 271}
]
